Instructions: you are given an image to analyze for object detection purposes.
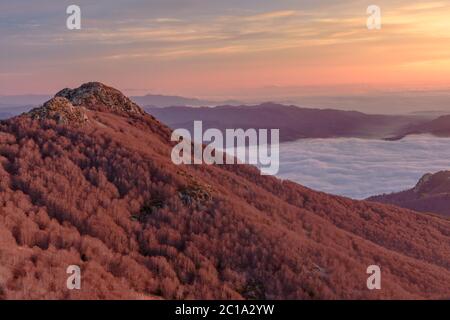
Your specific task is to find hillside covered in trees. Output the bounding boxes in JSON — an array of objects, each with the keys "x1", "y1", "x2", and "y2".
[{"x1": 0, "y1": 83, "x2": 449, "y2": 300}]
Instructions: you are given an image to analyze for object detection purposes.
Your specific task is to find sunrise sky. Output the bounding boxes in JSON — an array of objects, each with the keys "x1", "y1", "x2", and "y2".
[{"x1": 1, "y1": 0, "x2": 450, "y2": 97}]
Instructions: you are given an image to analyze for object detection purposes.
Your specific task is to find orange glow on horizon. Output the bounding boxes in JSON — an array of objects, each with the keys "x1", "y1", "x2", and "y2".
[{"x1": 1, "y1": 0, "x2": 450, "y2": 97}]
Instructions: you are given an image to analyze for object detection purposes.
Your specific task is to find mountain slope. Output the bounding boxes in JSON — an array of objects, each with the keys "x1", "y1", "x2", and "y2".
[
  {"x1": 0, "y1": 83, "x2": 449, "y2": 300},
  {"x1": 368, "y1": 171, "x2": 450, "y2": 217},
  {"x1": 146, "y1": 104, "x2": 425, "y2": 142},
  {"x1": 392, "y1": 115, "x2": 450, "y2": 140}
]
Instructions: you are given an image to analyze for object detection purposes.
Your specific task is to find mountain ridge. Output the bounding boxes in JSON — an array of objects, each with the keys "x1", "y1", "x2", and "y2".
[
  {"x1": 368, "y1": 171, "x2": 450, "y2": 217},
  {"x1": 146, "y1": 103, "x2": 427, "y2": 142},
  {"x1": 0, "y1": 82, "x2": 449, "y2": 299},
  {"x1": 131, "y1": 94, "x2": 242, "y2": 108}
]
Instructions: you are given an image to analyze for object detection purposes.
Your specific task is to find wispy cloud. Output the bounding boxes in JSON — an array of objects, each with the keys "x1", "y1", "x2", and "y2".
[
  {"x1": 1, "y1": 0, "x2": 450, "y2": 95},
  {"x1": 241, "y1": 10, "x2": 299, "y2": 21}
]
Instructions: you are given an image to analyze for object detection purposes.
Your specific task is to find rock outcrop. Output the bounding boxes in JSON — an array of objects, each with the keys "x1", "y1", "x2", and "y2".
[
  {"x1": 56, "y1": 82, "x2": 145, "y2": 116},
  {"x1": 28, "y1": 97, "x2": 88, "y2": 125}
]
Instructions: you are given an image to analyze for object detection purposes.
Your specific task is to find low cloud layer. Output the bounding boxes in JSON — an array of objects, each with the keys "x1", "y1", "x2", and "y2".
[{"x1": 277, "y1": 135, "x2": 450, "y2": 199}]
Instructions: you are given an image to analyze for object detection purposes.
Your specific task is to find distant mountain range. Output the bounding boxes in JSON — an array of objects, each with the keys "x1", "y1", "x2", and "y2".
[
  {"x1": 4, "y1": 95, "x2": 450, "y2": 143},
  {"x1": 131, "y1": 94, "x2": 242, "y2": 108},
  {"x1": 369, "y1": 171, "x2": 450, "y2": 217},
  {"x1": 0, "y1": 105, "x2": 37, "y2": 120},
  {"x1": 0, "y1": 93, "x2": 242, "y2": 109},
  {"x1": 145, "y1": 103, "x2": 428, "y2": 142},
  {"x1": 0, "y1": 94, "x2": 50, "y2": 106},
  {"x1": 0, "y1": 95, "x2": 52, "y2": 119},
  {"x1": 0, "y1": 93, "x2": 243, "y2": 119}
]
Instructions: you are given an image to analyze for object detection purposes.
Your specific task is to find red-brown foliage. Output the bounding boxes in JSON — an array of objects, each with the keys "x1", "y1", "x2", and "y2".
[{"x1": 0, "y1": 90, "x2": 449, "y2": 300}]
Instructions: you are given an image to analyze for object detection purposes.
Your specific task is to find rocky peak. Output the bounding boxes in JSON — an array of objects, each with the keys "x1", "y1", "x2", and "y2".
[
  {"x1": 28, "y1": 97, "x2": 88, "y2": 126},
  {"x1": 413, "y1": 173, "x2": 433, "y2": 193},
  {"x1": 56, "y1": 82, "x2": 145, "y2": 116},
  {"x1": 413, "y1": 171, "x2": 450, "y2": 194}
]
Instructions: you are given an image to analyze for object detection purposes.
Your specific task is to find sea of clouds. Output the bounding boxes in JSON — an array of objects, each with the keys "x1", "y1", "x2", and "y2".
[{"x1": 275, "y1": 135, "x2": 450, "y2": 199}]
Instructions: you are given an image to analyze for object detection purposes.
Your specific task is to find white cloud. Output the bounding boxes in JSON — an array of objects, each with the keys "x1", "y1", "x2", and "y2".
[{"x1": 276, "y1": 135, "x2": 450, "y2": 199}]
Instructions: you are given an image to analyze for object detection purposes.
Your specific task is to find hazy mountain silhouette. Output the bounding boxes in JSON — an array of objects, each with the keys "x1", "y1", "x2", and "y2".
[
  {"x1": 0, "y1": 95, "x2": 50, "y2": 107},
  {"x1": 131, "y1": 94, "x2": 242, "y2": 108},
  {"x1": 0, "y1": 92, "x2": 242, "y2": 120},
  {"x1": 388, "y1": 115, "x2": 450, "y2": 140},
  {"x1": 0, "y1": 83, "x2": 449, "y2": 299},
  {"x1": 0, "y1": 106, "x2": 42, "y2": 120},
  {"x1": 0, "y1": 95, "x2": 51, "y2": 120},
  {"x1": 146, "y1": 104, "x2": 427, "y2": 142},
  {"x1": 368, "y1": 171, "x2": 450, "y2": 217}
]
